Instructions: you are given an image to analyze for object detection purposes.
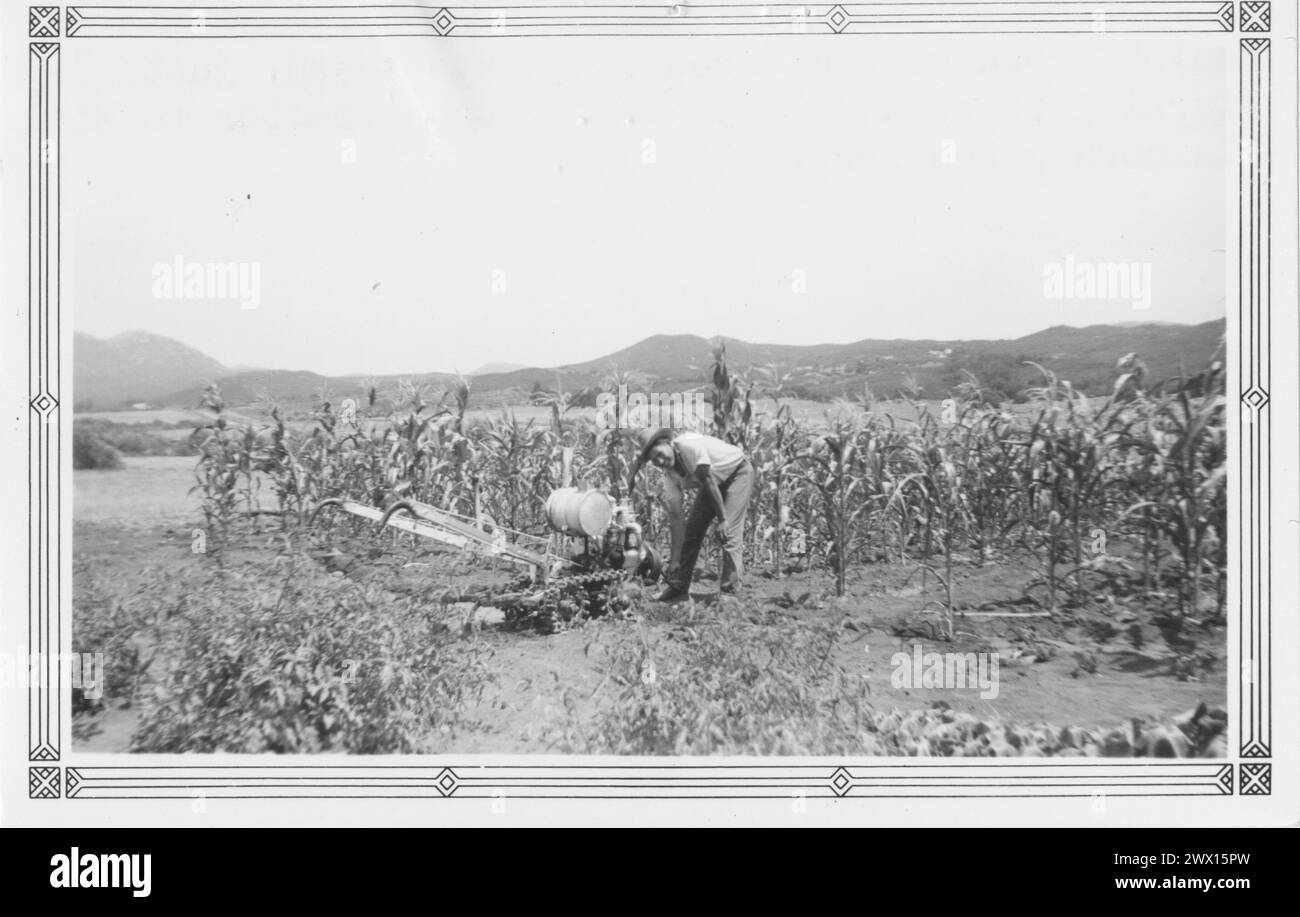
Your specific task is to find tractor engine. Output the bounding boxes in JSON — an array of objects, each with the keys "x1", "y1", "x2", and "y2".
[{"x1": 544, "y1": 487, "x2": 662, "y2": 581}]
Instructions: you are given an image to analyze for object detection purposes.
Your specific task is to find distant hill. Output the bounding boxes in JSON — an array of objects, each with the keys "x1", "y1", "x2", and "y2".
[
  {"x1": 73, "y1": 331, "x2": 229, "y2": 410},
  {"x1": 162, "y1": 369, "x2": 343, "y2": 409},
  {"x1": 467, "y1": 362, "x2": 528, "y2": 377},
  {"x1": 467, "y1": 320, "x2": 1226, "y2": 402},
  {"x1": 85, "y1": 319, "x2": 1226, "y2": 413},
  {"x1": 467, "y1": 333, "x2": 931, "y2": 394},
  {"x1": 1001, "y1": 321, "x2": 1225, "y2": 389}
]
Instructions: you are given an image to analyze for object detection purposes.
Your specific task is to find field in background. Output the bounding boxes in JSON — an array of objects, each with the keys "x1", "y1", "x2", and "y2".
[
  {"x1": 74, "y1": 456, "x2": 200, "y2": 524},
  {"x1": 77, "y1": 407, "x2": 260, "y2": 427},
  {"x1": 75, "y1": 398, "x2": 1035, "y2": 454}
]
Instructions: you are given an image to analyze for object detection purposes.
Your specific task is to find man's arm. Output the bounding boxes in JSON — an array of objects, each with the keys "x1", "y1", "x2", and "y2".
[{"x1": 693, "y1": 464, "x2": 728, "y2": 532}]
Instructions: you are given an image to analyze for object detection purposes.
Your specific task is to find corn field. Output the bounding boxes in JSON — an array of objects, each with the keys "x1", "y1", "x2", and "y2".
[{"x1": 191, "y1": 346, "x2": 1227, "y2": 636}]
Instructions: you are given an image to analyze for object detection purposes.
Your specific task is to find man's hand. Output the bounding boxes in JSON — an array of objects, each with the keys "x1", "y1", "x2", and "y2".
[{"x1": 715, "y1": 524, "x2": 731, "y2": 547}]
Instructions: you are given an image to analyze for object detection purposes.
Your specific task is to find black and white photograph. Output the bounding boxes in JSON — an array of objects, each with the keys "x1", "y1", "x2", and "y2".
[{"x1": 1, "y1": 0, "x2": 1296, "y2": 829}]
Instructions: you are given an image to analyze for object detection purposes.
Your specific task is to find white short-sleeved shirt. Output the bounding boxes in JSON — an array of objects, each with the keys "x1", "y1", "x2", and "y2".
[{"x1": 660, "y1": 432, "x2": 744, "y2": 503}]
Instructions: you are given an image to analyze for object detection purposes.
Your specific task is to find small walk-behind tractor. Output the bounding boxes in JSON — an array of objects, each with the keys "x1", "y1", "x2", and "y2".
[{"x1": 310, "y1": 486, "x2": 662, "y2": 631}]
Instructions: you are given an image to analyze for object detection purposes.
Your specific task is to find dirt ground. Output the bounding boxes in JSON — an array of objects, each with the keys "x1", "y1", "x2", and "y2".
[{"x1": 72, "y1": 507, "x2": 1227, "y2": 754}]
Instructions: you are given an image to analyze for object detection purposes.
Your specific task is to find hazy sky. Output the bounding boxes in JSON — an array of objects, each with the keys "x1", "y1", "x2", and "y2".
[{"x1": 67, "y1": 34, "x2": 1227, "y2": 375}]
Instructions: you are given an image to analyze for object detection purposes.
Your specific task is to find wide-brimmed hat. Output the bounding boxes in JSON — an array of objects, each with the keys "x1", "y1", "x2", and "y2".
[{"x1": 635, "y1": 427, "x2": 676, "y2": 469}]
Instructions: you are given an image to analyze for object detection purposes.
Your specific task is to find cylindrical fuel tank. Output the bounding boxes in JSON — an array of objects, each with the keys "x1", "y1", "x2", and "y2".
[{"x1": 544, "y1": 488, "x2": 614, "y2": 539}]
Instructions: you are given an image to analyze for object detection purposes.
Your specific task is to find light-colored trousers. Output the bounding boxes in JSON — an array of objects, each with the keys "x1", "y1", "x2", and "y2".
[{"x1": 669, "y1": 460, "x2": 754, "y2": 591}]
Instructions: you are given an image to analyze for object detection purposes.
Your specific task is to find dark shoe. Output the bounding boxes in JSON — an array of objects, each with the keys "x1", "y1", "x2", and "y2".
[
  {"x1": 656, "y1": 586, "x2": 690, "y2": 603},
  {"x1": 719, "y1": 583, "x2": 740, "y2": 596}
]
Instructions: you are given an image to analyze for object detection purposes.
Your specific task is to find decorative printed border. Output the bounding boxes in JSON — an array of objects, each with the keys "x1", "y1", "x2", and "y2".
[
  {"x1": 1239, "y1": 761, "x2": 1270, "y2": 794},
  {"x1": 28, "y1": 30, "x2": 60, "y2": 769},
  {"x1": 63, "y1": 763, "x2": 1235, "y2": 798},
  {"x1": 60, "y1": 3, "x2": 1241, "y2": 38},
  {"x1": 27, "y1": 1, "x2": 1274, "y2": 802},
  {"x1": 29, "y1": 765, "x2": 61, "y2": 798},
  {"x1": 1237, "y1": 34, "x2": 1271, "y2": 761}
]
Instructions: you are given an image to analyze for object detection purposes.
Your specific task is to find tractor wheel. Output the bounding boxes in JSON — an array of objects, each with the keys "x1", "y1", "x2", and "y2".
[{"x1": 637, "y1": 545, "x2": 663, "y2": 583}]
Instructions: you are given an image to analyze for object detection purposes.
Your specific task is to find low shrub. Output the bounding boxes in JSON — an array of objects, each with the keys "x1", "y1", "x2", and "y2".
[
  {"x1": 130, "y1": 557, "x2": 495, "y2": 753},
  {"x1": 73, "y1": 420, "x2": 198, "y2": 457},
  {"x1": 554, "y1": 606, "x2": 881, "y2": 755},
  {"x1": 70, "y1": 564, "x2": 159, "y2": 714},
  {"x1": 72, "y1": 430, "x2": 124, "y2": 470}
]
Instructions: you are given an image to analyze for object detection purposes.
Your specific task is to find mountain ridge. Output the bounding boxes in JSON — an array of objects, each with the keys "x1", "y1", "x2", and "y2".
[
  {"x1": 73, "y1": 331, "x2": 230, "y2": 410},
  {"x1": 75, "y1": 319, "x2": 1226, "y2": 410}
]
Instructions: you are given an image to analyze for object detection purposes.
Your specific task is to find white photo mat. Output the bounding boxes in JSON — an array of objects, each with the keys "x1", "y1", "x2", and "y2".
[{"x1": 1, "y1": 0, "x2": 1296, "y2": 826}]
